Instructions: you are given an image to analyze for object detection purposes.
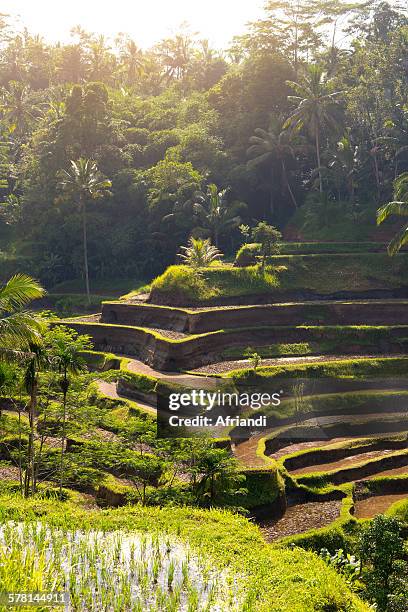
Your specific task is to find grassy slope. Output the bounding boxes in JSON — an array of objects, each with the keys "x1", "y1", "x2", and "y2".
[
  {"x1": 230, "y1": 356, "x2": 408, "y2": 382},
  {"x1": 148, "y1": 254, "x2": 408, "y2": 304},
  {"x1": 0, "y1": 494, "x2": 368, "y2": 612}
]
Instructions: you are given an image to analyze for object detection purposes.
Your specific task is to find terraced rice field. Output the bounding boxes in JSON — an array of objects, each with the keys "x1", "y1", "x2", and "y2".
[{"x1": 57, "y1": 262, "x2": 408, "y2": 542}]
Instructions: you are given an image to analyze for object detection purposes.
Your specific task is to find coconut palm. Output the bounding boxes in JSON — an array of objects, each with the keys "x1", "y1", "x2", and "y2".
[
  {"x1": 284, "y1": 65, "x2": 343, "y2": 193},
  {"x1": 58, "y1": 158, "x2": 111, "y2": 303},
  {"x1": 22, "y1": 339, "x2": 49, "y2": 497},
  {"x1": 190, "y1": 184, "x2": 245, "y2": 247},
  {"x1": 164, "y1": 184, "x2": 245, "y2": 247},
  {"x1": 0, "y1": 274, "x2": 45, "y2": 358},
  {"x1": 117, "y1": 36, "x2": 145, "y2": 85},
  {"x1": 377, "y1": 172, "x2": 408, "y2": 255},
  {"x1": 178, "y1": 237, "x2": 222, "y2": 268},
  {"x1": 247, "y1": 119, "x2": 299, "y2": 214},
  {"x1": 2, "y1": 81, "x2": 40, "y2": 137},
  {"x1": 48, "y1": 326, "x2": 90, "y2": 496}
]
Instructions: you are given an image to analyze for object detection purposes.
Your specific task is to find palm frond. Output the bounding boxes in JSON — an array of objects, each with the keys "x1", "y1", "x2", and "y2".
[
  {"x1": 0, "y1": 274, "x2": 45, "y2": 313},
  {"x1": 377, "y1": 201, "x2": 408, "y2": 225},
  {"x1": 387, "y1": 224, "x2": 408, "y2": 256}
]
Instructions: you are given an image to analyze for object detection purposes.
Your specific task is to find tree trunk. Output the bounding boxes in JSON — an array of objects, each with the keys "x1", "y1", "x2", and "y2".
[
  {"x1": 25, "y1": 380, "x2": 37, "y2": 497},
  {"x1": 59, "y1": 374, "x2": 69, "y2": 497},
  {"x1": 210, "y1": 474, "x2": 215, "y2": 503},
  {"x1": 281, "y1": 160, "x2": 298, "y2": 209},
  {"x1": 372, "y1": 151, "x2": 381, "y2": 200},
  {"x1": 81, "y1": 195, "x2": 91, "y2": 304},
  {"x1": 315, "y1": 126, "x2": 323, "y2": 193},
  {"x1": 269, "y1": 182, "x2": 275, "y2": 219},
  {"x1": 18, "y1": 402, "x2": 23, "y2": 494}
]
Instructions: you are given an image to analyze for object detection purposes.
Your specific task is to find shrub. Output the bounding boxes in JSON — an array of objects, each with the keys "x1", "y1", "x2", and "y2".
[
  {"x1": 234, "y1": 243, "x2": 260, "y2": 267},
  {"x1": 150, "y1": 265, "x2": 214, "y2": 303},
  {"x1": 251, "y1": 223, "x2": 282, "y2": 270}
]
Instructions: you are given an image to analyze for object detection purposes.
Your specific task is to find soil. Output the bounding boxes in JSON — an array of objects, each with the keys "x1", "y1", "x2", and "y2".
[
  {"x1": 291, "y1": 448, "x2": 396, "y2": 475},
  {"x1": 150, "y1": 327, "x2": 189, "y2": 339},
  {"x1": 95, "y1": 380, "x2": 157, "y2": 415},
  {"x1": 0, "y1": 464, "x2": 20, "y2": 480},
  {"x1": 354, "y1": 493, "x2": 408, "y2": 518},
  {"x1": 233, "y1": 435, "x2": 268, "y2": 468},
  {"x1": 259, "y1": 500, "x2": 342, "y2": 542},
  {"x1": 270, "y1": 438, "x2": 349, "y2": 460},
  {"x1": 192, "y1": 353, "x2": 386, "y2": 374},
  {"x1": 65, "y1": 314, "x2": 101, "y2": 322},
  {"x1": 366, "y1": 465, "x2": 408, "y2": 479}
]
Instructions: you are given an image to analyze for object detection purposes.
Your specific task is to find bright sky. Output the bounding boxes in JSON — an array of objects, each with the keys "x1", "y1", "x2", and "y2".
[{"x1": 3, "y1": 0, "x2": 264, "y2": 49}]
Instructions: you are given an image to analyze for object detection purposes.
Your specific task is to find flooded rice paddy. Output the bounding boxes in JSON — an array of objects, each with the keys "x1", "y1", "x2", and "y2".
[{"x1": 0, "y1": 522, "x2": 243, "y2": 611}]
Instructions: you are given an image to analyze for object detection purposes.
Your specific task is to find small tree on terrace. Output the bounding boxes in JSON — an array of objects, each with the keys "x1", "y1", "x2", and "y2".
[
  {"x1": 178, "y1": 237, "x2": 222, "y2": 269},
  {"x1": 251, "y1": 222, "x2": 282, "y2": 271},
  {"x1": 58, "y1": 158, "x2": 111, "y2": 304}
]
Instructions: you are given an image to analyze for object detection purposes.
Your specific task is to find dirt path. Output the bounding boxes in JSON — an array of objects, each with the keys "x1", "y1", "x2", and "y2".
[
  {"x1": 259, "y1": 500, "x2": 342, "y2": 542},
  {"x1": 233, "y1": 434, "x2": 268, "y2": 468},
  {"x1": 354, "y1": 493, "x2": 408, "y2": 518},
  {"x1": 95, "y1": 380, "x2": 157, "y2": 415},
  {"x1": 124, "y1": 357, "x2": 223, "y2": 389}
]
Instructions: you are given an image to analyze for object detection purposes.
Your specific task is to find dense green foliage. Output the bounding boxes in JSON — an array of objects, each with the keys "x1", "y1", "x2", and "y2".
[{"x1": 0, "y1": 2, "x2": 407, "y2": 288}]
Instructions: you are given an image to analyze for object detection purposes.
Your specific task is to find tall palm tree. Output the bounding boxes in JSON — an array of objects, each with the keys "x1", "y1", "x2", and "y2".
[
  {"x1": 247, "y1": 120, "x2": 299, "y2": 214},
  {"x1": 377, "y1": 172, "x2": 408, "y2": 255},
  {"x1": 58, "y1": 158, "x2": 111, "y2": 303},
  {"x1": 284, "y1": 65, "x2": 343, "y2": 193},
  {"x1": 2, "y1": 81, "x2": 39, "y2": 138},
  {"x1": 0, "y1": 274, "x2": 44, "y2": 358},
  {"x1": 117, "y1": 36, "x2": 145, "y2": 85},
  {"x1": 23, "y1": 339, "x2": 49, "y2": 497}
]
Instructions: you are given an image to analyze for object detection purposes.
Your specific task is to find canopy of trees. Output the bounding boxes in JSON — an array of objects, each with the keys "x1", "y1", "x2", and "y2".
[{"x1": 0, "y1": 1, "x2": 407, "y2": 286}]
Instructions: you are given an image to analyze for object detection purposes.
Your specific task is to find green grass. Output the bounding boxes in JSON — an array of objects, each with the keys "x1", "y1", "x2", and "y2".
[
  {"x1": 279, "y1": 242, "x2": 387, "y2": 255},
  {"x1": 149, "y1": 264, "x2": 279, "y2": 304},
  {"x1": 0, "y1": 494, "x2": 369, "y2": 611},
  {"x1": 275, "y1": 252, "x2": 408, "y2": 293},
  {"x1": 147, "y1": 254, "x2": 408, "y2": 304},
  {"x1": 230, "y1": 356, "x2": 408, "y2": 383}
]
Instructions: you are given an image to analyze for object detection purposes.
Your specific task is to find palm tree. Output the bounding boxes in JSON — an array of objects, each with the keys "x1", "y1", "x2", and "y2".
[
  {"x1": 284, "y1": 65, "x2": 343, "y2": 193},
  {"x1": 156, "y1": 32, "x2": 193, "y2": 81},
  {"x1": 0, "y1": 274, "x2": 45, "y2": 357},
  {"x1": 2, "y1": 81, "x2": 40, "y2": 138},
  {"x1": 178, "y1": 237, "x2": 222, "y2": 268},
  {"x1": 22, "y1": 339, "x2": 49, "y2": 497},
  {"x1": 377, "y1": 172, "x2": 408, "y2": 255},
  {"x1": 190, "y1": 184, "x2": 245, "y2": 247},
  {"x1": 116, "y1": 36, "x2": 145, "y2": 85},
  {"x1": 326, "y1": 136, "x2": 358, "y2": 202},
  {"x1": 247, "y1": 120, "x2": 299, "y2": 214},
  {"x1": 48, "y1": 326, "x2": 90, "y2": 496},
  {"x1": 58, "y1": 158, "x2": 111, "y2": 303}
]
